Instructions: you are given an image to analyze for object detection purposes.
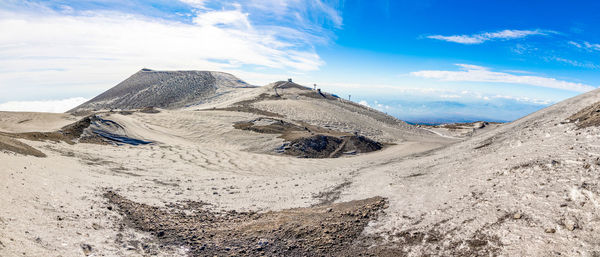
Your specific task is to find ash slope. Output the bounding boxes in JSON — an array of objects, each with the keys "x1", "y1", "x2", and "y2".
[
  {"x1": 4, "y1": 83, "x2": 600, "y2": 255},
  {"x1": 69, "y1": 69, "x2": 253, "y2": 112},
  {"x1": 72, "y1": 69, "x2": 445, "y2": 146},
  {"x1": 343, "y1": 87, "x2": 600, "y2": 256},
  {"x1": 8, "y1": 70, "x2": 569, "y2": 256},
  {"x1": 203, "y1": 80, "x2": 440, "y2": 144}
]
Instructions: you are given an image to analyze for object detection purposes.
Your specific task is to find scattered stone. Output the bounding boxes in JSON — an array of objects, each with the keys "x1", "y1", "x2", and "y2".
[
  {"x1": 513, "y1": 213, "x2": 522, "y2": 220},
  {"x1": 545, "y1": 228, "x2": 556, "y2": 234},
  {"x1": 564, "y1": 220, "x2": 578, "y2": 231},
  {"x1": 80, "y1": 244, "x2": 93, "y2": 256}
]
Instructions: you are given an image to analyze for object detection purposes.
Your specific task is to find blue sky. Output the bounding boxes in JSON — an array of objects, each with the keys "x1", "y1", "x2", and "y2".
[{"x1": 1, "y1": 0, "x2": 599, "y2": 123}]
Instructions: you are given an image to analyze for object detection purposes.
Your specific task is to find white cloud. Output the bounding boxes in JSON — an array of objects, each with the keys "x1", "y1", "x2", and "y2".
[
  {"x1": 0, "y1": 4, "x2": 329, "y2": 101},
  {"x1": 548, "y1": 56, "x2": 600, "y2": 69},
  {"x1": 411, "y1": 64, "x2": 595, "y2": 92},
  {"x1": 569, "y1": 40, "x2": 600, "y2": 52},
  {"x1": 319, "y1": 82, "x2": 460, "y2": 95},
  {"x1": 568, "y1": 41, "x2": 582, "y2": 48},
  {"x1": 491, "y1": 94, "x2": 553, "y2": 105},
  {"x1": 310, "y1": 81, "x2": 558, "y2": 105},
  {"x1": 0, "y1": 97, "x2": 88, "y2": 113},
  {"x1": 311, "y1": 0, "x2": 343, "y2": 28},
  {"x1": 427, "y1": 29, "x2": 554, "y2": 44},
  {"x1": 440, "y1": 94, "x2": 461, "y2": 99},
  {"x1": 178, "y1": 0, "x2": 208, "y2": 9},
  {"x1": 502, "y1": 69, "x2": 536, "y2": 74},
  {"x1": 241, "y1": 0, "x2": 343, "y2": 28},
  {"x1": 455, "y1": 64, "x2": 486, "y2": 70},
  {"x1": 300, "y1": 80, "x2": 557, "y2": 107},
  {"x1": 0, "y1": 9, "x2": 323, "y2": 71}
]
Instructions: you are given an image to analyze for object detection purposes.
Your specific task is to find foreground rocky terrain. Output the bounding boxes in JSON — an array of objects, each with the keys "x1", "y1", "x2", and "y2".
[{"x1": 1, "y1": 70, "x2": 600, "y2": 256}]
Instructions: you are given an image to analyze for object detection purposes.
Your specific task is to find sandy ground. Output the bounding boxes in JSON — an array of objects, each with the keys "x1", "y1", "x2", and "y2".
[
  {"x1": 0, "y1": 107, "x2": 448, "y2": 256},
  {"x1": 419, "y1": 121, "x2": 503, "y2": 139},
  {"x1": 0, "y1": 112, "x2": 79, "y2": 133},
  {"x1": 2, "y1": 85, "x2": 600, "y2": 256}
]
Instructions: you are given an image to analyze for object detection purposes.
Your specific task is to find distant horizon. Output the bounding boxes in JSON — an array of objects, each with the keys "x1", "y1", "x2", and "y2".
[
  {"x1": 0, "y1": 67, "x2": 560, "y2": 123},
  {"x1": 1, "y1": 1, "x2": 599, "y2": 122}
]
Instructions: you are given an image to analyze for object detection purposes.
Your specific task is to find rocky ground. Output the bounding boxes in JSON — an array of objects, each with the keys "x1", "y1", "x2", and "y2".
[{"x1": 105, "y1": 191, "x2": 387, "y2": 256}]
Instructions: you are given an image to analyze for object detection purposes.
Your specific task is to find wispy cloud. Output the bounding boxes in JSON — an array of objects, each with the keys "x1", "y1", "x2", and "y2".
[
  {"x1": 0, "y1": 97, "x2": 88, "y2": 113},
  {"x1": 568, "y1": 41, "x2": 600, "y2": 51},
  {"x1": 411, "y1": 64, "x2": 595, "y2": 92},
  {"x1": 179, "y1": 0, "x2": 208, "y2": 9},
  {"x1": 511, "y1": 43, "x2": 539, "y2": 55},
  {"x1": 239, "y1": 0, "x2": 343, "y2": 28},
  {"x1": 546, "y1": 56, "x2": 600, "y2": 69},
  {"x1": 427, "y1": 29, "x2": 555, "y2": 44}
]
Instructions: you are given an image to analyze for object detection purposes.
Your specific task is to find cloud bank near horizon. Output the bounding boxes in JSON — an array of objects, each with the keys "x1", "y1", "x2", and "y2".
[
  {"x1": 411, "y1": 64, "x2": 595, "y2": 92},
  {"x1": 0, "y1": 97, "x2": 88, "y2": 113}
]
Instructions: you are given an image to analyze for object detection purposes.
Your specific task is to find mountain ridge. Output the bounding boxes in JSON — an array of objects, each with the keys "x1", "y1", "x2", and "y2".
[{"x1": 69, "y1": 69, "x2": 253, "y2": 113}]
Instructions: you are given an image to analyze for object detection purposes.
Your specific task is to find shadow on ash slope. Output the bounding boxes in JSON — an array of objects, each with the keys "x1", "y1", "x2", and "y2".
[
  {"x1": 234, "y1": 117, "x2": 383, "y2": 158},
  {"x1": 0, "y1": 113, "x2": 151, "y2": 157}
]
